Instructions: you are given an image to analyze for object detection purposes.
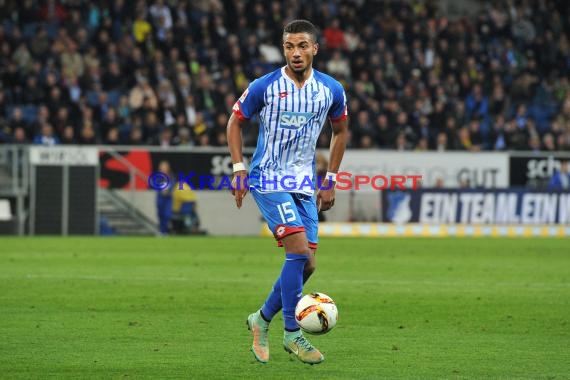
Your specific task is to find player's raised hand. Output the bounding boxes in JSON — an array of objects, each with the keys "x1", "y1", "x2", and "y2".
[{"x1": 231, "y1": 170, "x2": 249, "y2": 208}]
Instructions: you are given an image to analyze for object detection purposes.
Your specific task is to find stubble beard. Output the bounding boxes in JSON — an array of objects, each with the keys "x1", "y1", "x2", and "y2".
[{"x1": 288, "y1": 60, "x2": 310, "y2": 76}]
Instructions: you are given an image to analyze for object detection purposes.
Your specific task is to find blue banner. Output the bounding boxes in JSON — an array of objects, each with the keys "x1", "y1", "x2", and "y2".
[{"x1": 382, "y1": 189, "x2": 570, "y2": 225}]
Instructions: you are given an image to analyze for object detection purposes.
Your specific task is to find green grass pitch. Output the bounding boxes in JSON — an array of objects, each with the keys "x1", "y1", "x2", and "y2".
[{"x1": 1, "y1": 237, "x2": 569, "y2": 379}]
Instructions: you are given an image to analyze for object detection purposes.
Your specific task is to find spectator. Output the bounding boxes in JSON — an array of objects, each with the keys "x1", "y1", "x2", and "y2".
[
  {"x1": 468, "y1": 119, "x2": 484, "y2": 151},
  {"x1": 143, "y1": 112, "x2": 163, "y2": 144},
  {"x1": 326, "y1": 50, "x2": 351, "y2": 80},
  {"x1": 457, "y1": 127, "x2": 474, "y2": 151},
  {"x1": 128, "y1": 127, "x2": 144, "y2": 145},
  {"x1": 12, "y1": 127, "x2": 29, "y2": 144},
  {"x1": 395, "y1": 132, "x2": 412, "y2": 151},
  {"x1": 465, "y1": 84, "x2": 489, "y2": 121},
  {"x1": 176, "y1": 127, "x2": 193, "y2": 146},
  {"x1": 105, "y1": 127, "x2": 121, "y2": 145},
  {"x1": 436, "y1": 132, "x2": 448, "y2": 152},
  {"x1": 129, "y1": 78, "x2": 158, "y2": 111},
  {"x1": 528, "y1": 134, "x2": 541, "y2": 153},
  {"x1": 490, "y1": 115, "x2": 507, "y2": 151},
  {"x1": 78, "y1": 122, "x2": 97, "y2": 145},
  {"x1": 542, "y1": 133, "x2": 557, "y2": 151},
  {"x1": 415, "y1": 137, "x2": 429, "y2": 151},
  {"x1": 33, "y1": 123, "x2": 59, "y2": 145},
  {"x1": 156, "y1": 127, "x2": 175, "y2": 148},
  {"x1": 133, "y1": 11, "x2": 152, "y2": 45},
  {"x1": 8, "y1": 107, "x2": 29, "y2": 135},
  {"x1": 0, "y1": 0, "x2": 568, "y2": 152},
  {"x1": 323, "y1": 18, "x2": 346, "y2": 50},
  {"x1": 374, "y1": 114, "x2": 393, "y2": 148},
  {"x1": 60, "y1": 41, "x2": 84, "y2": 85},
  {"x1": 60, "y1": 125, "x2": 76, "y2": 144}
]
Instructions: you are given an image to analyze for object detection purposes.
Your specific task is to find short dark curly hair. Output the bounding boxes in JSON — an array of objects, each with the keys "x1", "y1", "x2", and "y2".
[{"x1": 283, "y1": 19, "x2": 318, "y2": 43}]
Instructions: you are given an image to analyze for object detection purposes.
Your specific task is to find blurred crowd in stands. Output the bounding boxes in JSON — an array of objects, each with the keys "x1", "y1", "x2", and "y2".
[{"x1": 0, "y1": 0, "x2": 569, "y2": 151}]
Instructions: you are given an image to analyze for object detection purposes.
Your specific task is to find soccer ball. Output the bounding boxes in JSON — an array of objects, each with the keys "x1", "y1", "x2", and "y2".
[{"x1": 295, "y1": 292, "x2": 338, "y2": 335}]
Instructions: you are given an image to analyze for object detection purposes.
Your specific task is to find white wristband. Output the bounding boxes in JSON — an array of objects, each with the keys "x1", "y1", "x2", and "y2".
[
  {"x1": 325, "y1": 171, "x2": 337, "y2": 182},
  {"x1": 233, "y1": 162, "x2": 246, "y2": 172}
]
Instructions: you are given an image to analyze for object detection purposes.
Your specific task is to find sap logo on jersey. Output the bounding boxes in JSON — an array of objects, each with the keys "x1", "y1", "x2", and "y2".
[{"x1": 279, "y1": 112, "x2": 315, "y2": 130}]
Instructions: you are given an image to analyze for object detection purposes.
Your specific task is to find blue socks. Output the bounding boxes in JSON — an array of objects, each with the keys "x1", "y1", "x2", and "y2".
[
  {"x1": 260, "y1": 278, "x2": 282, "y2": 322},
  {"x1": 261, "y1": 253, "x2": 308, "y2": 331}
]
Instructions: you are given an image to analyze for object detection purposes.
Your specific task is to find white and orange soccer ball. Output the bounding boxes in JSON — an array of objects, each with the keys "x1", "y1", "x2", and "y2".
[{"x1": 295, "y1": 292, "x2": 338, "y2": 335}]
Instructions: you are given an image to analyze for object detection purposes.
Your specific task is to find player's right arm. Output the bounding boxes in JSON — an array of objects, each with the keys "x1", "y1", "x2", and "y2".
[
  {"x1": 227, "y1": 112, "x2": 248, "y2": 208},
  {"x1": 227, "y1": 80, "x2": 265, "y2": 209}
]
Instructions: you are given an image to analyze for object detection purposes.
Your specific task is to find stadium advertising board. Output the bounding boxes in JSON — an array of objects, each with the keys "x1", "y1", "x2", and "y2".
[
  {"x1": 382, "y1": 189, "x2": 570, "y2": 225},
  {"x1": 100, "y1": 149, "x2": 510, "y2": 191},
  {"x1": 338, "y1": 151, "x2": 509, "y2": 191},
  {"x1": 509, "y1": 153, "x2": 570, "y2": 187},
  {"x1": 99, "y1": 149, "x2": 252, "y2": 189},
  {"x1": 30, "y1": 146, "x2": 98, "y2": 166}
]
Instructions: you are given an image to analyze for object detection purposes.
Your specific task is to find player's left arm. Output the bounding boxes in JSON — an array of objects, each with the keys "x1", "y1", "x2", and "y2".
[
  {"x1": 317, "y1": 80, "x2": 349, "y2": 211},
  {"x1": 317, "y1": 117, "x2": 349, "y2": 211}
]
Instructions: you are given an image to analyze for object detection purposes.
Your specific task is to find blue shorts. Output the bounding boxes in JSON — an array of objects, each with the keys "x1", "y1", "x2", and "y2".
[{"x1": 251, "y1": 189, "x2": 318, "y2": 249}]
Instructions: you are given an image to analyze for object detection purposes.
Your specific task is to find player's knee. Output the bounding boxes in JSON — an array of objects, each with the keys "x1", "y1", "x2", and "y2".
[
  {"x1": 304, "y1": 261, "x2": 316, "y2": 276},
  {"x1": 282, "y1": 238, "x2": 310, "y2": 255},
  {"x1": 288, "y1": 248, "x2": 310, "y2": 256}
]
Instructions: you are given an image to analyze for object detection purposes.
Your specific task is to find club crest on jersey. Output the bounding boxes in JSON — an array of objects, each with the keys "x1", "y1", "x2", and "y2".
[{"x1": 279, "y1": 111, "x2": 315, "y2": 130}]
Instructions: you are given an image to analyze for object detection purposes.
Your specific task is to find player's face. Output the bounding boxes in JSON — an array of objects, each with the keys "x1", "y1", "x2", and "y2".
[{"x1": 283, "y1": 32, "x2": 318, "y2": 74}]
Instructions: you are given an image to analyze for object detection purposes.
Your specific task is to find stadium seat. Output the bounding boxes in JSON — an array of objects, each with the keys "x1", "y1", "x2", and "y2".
[
  {"x1": 107, "y1": 90, "x2": 121, "y2": 107},
  {"x1": 22, "y1": 105, "x2": 38, "y2": 123},
  {"x1": 22, "y1": 22, "x2": 38, "y2": 39},
  {"x1": 86, "y1": 91, "x2": 100, "y2": 107}
]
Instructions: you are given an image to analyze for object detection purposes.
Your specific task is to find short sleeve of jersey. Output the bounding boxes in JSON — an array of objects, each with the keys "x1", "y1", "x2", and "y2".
[
  {"x1": 328, "y1": 81, "x2": 348, "y2": 122},
  {"x1": 232, "y1": 79, "x2": 265, "y2": 121}
]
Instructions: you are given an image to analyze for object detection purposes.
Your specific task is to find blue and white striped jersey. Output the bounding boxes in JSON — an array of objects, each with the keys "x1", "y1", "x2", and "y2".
[{"x1": 233, "y1": 67, "x2": 347, "y2": 195}]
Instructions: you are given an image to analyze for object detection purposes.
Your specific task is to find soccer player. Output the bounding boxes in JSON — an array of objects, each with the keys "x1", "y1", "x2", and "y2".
[{"x1": 227, "y1": 20, "x2": 349, "y2": 364}]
